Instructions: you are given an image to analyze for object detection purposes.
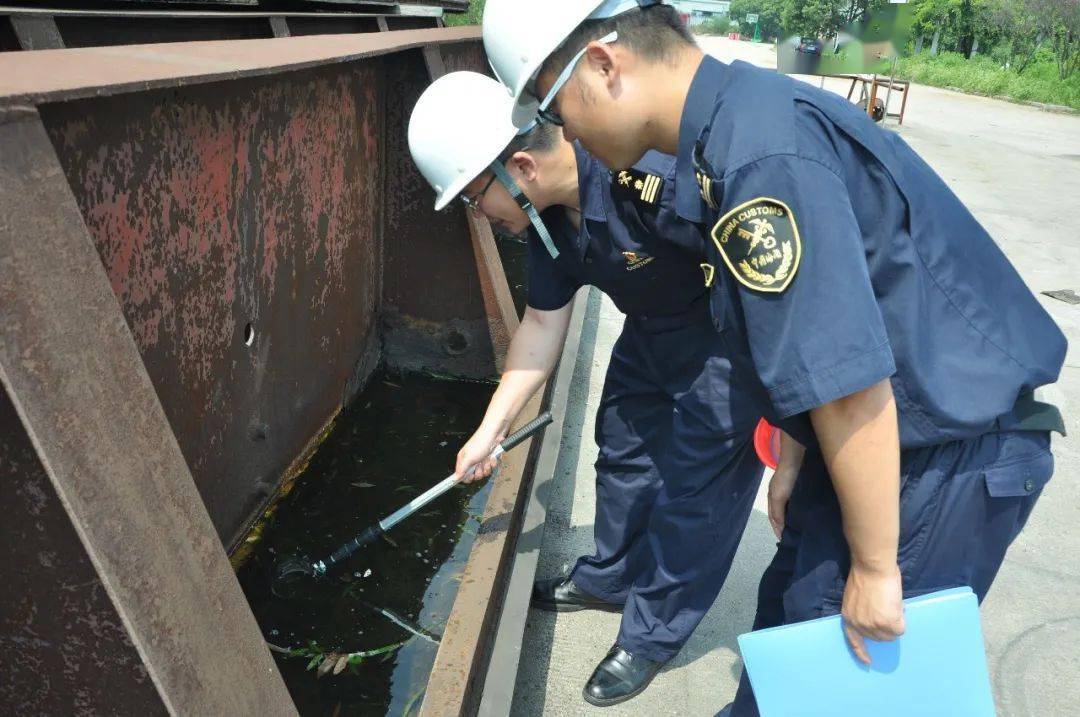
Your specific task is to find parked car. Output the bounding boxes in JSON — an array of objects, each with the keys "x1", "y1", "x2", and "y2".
[{"x1": 796, "y1": 37, "x2": 823, "y2": 55}]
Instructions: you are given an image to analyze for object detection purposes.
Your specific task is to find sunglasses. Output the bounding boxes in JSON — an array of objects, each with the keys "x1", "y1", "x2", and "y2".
[{"x1": 531, "y1": 31, "x2": 619, "y2": 128}]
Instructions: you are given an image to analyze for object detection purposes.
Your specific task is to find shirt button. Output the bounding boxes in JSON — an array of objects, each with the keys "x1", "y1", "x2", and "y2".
[
  {"x1": 585, "y1": 257, "x2": 593, "y2": 264},
  {"x1": 1024, "y1": 479, "x2": 1035, "y2": 492}
]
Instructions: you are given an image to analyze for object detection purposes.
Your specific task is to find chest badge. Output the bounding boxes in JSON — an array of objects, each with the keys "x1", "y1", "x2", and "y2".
[
  {"x1": 710, "y1": 197, "x2": 801, "y2": 293},
  {"x1": 622, "y1": 251, "x2": 655, "y2": 271}
]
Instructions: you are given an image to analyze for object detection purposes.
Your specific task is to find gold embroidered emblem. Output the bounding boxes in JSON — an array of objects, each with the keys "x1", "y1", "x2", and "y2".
[
  {"x1": 710, "y1": 197, "x2": 801, "y2": 293},
  {"x1": 618, "y1": 171, "x2": 633, "y2": 187},
  {"x1": 696, "y1": 171, "x2": 718, "y2": 210},
  {"x1": 634, "y1": 179, "x2": 644, "y2": 190},
  {"x1": 701, "y1": 263, "x2": 716, "y2": 288},
  {"x1": 623, "y1": 251, "x2": 655, "y2": 271}
]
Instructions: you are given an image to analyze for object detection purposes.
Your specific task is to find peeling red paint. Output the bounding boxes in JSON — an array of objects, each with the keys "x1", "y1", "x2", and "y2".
[{"x1": 40, "y1": 62, "x2": 383, "y2": 541}]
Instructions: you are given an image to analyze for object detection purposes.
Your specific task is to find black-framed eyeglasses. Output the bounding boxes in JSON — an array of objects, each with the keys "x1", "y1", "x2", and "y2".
[
  {"x1": 461, "y1": 172, "x2": 498, "y2": 211},
  {"x1": 536, "y1": 105, "x2": 566, "y2": 127},
  {"x1": 530, "y1": 30, "x2": 619, "y2": 129}
]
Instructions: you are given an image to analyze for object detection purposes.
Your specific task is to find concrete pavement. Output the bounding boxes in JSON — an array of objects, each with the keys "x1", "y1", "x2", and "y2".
[{"x1": 510, "y1": 37, "x2": 1080, "y2": 716}]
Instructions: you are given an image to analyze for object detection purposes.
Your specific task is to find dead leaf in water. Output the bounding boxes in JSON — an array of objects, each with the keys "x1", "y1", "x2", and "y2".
[
  {"x1": 351, "y1": 482, "x2": 375, "y2": 489},
  {"x1": 318, "y1": 654, "x2": 337, "y2": 678},
  {"x1": 333, "y1": 654, "x2": 349, "y2": 675}
]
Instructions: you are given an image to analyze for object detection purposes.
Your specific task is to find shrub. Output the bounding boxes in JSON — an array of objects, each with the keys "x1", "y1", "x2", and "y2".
[{"x1": 896, "y1": 50, "x2": 1080, "y2": 109}]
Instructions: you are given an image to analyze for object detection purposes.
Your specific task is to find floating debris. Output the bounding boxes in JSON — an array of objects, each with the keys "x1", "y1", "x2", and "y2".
[{"x1": 237, "y1": 369, "x2": 493, "y2": 716}]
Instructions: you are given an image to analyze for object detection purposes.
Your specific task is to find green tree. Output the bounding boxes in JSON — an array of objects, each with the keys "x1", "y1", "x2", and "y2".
[
  {"x1": 1043, "y1": 0, "x2": 1080, "y2": 79},
  {"x1": 985, "y1": 0, "x2": 1045, "y2": 71},
  {"x1": 842, "y1": 0, "x2": 892, "y2": 26},
  {"x1": 697, "y1": 14, "x2": 734, "y2": 35},
  {"x1": 729, "y1": 0, "x2": 786, "y2": 40},
  {"x1": 783, "y1": 0, "x2": 844, "y2": 38}
]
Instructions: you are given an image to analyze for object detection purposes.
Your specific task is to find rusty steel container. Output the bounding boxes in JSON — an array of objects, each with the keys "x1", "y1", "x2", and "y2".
[{"x1": 1, "y1": 24, "x2": 569, "y2": 716}]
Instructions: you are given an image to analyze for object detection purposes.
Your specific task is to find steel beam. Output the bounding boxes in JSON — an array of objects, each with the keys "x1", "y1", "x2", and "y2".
[
  {"x1": 477, "y1": 290, "x2": 595, "y2": 715},
  {"x1": 269, "y1": 16, "x2": 290, "y2": 37},
  {"x1": 0, "y1": 105, "x2": 295, "y2": 716},
  {"x1": 0, "y1": 26, "x2": 481, "y2": 108},
  {"x1": 10, "y1": 15, "x2": 63, "y2": 49}
]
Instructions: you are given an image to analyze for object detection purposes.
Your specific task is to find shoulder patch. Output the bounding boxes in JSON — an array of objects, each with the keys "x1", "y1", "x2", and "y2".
[
  {"x1": 612, "y1": 168, "x2": 664, "y2": 208},
  {"x1": 710, "y1": 198, "x2": 801, "y2": 293}
]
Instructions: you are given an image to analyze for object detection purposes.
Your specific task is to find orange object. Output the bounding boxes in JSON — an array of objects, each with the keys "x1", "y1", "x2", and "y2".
[{"x1": 754, "y1": 418, "x2": 780, "y2": 470}]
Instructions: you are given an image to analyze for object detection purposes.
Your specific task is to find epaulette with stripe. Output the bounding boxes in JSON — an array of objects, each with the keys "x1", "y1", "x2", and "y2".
[
  {"x1": 696, "y1": 171, "x2": 719, "y2": 211},
  {"x1": 611, "y1": 168, "x2": 665, "y2": 209},
  {"x1": 692, "y1": 139, "x2": 721, "y2": 211}
]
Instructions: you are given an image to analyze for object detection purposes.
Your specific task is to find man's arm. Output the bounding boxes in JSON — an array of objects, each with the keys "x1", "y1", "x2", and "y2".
[
  {"x1": 455, "y1": 302, "x2": 574, "y2": 481},
  {"x1": 809, "y1": 378, "x2": 904, "y2": 664}
]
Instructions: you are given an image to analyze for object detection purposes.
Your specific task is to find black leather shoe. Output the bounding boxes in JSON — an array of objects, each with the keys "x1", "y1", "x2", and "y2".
[
  {"x1": 531, "y1": 576, "x2": 621, "y2": 613},
  {"x1": 583, "y1": 645, "x2": 665, "y2": 707}
]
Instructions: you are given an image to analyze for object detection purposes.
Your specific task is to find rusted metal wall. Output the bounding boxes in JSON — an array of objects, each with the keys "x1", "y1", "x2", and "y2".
[
  {"x1": 1, "y1": 105, "x2": 297, "y2": 715},
  {"x1": 39, "y1": 62, "x2": 385, "y2": 547},
  {"x1": 41, "y1": 64, "x2": 388, "y2": 546},
  {"x1": 0, "y1": 389, "x2": 168, "y2": 716},
  {"x1": 382, "y1": 44, "x2": 499, "y2": 378}
]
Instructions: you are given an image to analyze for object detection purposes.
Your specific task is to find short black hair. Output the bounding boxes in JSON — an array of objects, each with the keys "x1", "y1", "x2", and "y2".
[
  {"x1": 539, "y1": 4, "x2": 695, "y2": 82},
  {"x1": 498, "y1": 120, "x2": 562, "y2": 162}
]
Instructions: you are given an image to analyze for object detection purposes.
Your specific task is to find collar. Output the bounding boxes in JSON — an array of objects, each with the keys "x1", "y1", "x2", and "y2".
[
  {"x1": 675, "y1": 55, "x2": 730, "y2": 223},
  {"x1": 573, "y1": 141, "x2": 608, "y2": 223}
]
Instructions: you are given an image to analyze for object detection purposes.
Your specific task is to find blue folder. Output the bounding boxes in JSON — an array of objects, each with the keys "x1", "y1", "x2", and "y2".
[{"x1": 737, "y1": 587, "x2": 995, "y2": 716}]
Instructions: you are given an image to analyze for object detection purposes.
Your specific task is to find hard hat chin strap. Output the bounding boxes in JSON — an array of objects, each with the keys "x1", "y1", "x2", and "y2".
[{"x1": 489, "y1": 160, "x2": 560, "y2": 259}]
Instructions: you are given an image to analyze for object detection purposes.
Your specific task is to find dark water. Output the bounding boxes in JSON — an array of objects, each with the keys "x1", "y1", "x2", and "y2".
[{"x1": 238, "y1": 370, "x2": 493, "y2": 716}]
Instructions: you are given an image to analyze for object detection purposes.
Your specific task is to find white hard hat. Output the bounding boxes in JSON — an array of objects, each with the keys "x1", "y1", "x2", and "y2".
[
  {"x1": 483, "y1": 0, "x2": 666, "y2": 128},
  {"x1": 408, "y1": 71, "x2": 521, "y2": 210},
  {"x1": 407, "y1": 71, "x2": 561, "y2": 258}
]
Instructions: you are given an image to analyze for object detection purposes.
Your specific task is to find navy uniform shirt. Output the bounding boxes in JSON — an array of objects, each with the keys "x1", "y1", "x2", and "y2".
[
  {"x1": 675, "y1": 56, "x2": 1066, "y2": 449},
  {"x1": 526, "y1": 143, "x2": 708, "y2": 317}
]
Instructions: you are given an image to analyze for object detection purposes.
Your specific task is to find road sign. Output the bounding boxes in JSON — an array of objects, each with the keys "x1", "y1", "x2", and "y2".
[{"x1": 745, "y1": 13, "x2": 759, "y2": 23}]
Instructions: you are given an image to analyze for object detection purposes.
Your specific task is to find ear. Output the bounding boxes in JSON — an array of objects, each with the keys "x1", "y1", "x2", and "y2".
[
  {"x1": 583, "y1": 42, "x2": 620, "y2": 87},
  {"x1": 510, "y1": 151, "x2": 540, "y2": 182}
]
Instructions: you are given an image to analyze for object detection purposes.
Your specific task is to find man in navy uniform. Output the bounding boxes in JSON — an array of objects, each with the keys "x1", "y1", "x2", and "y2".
[
  {"x1": 481, "y1": 1, "x2": 1066, "y2": 713},
  {"x1": 409, "y1": 71, "x2": 764, "y2": 706}
]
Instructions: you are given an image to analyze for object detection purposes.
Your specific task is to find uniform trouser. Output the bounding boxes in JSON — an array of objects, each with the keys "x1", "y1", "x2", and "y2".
[
  {"x1": 568, "y1": 306, "x2": 764, "y2": 663},
  {"x1": 728, "y1": 429, "x2": 1054, "y2": 716}
]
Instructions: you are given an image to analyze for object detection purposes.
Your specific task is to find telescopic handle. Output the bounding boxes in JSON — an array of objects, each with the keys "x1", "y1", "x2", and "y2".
[{"x1": 499, "y1": 412, "x2": 554, "y2": 453}]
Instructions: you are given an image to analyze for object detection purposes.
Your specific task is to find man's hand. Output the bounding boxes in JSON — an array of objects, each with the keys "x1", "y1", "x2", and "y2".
[
  {"x1": 453, "y1": 304, "x2": 572, "y2": 484},
  {"x1": 766, "y1": 466, "x2": 798, "y2": 540},
  {"x1": 841, "y1": 562, "x2": 905, "y2": 665},
  {"x1": 768, "y1": 430, "x2": 806, "y2": 539},
  {"x1": 454, "y1": 424, "x2": 506, "y2": 483}
]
